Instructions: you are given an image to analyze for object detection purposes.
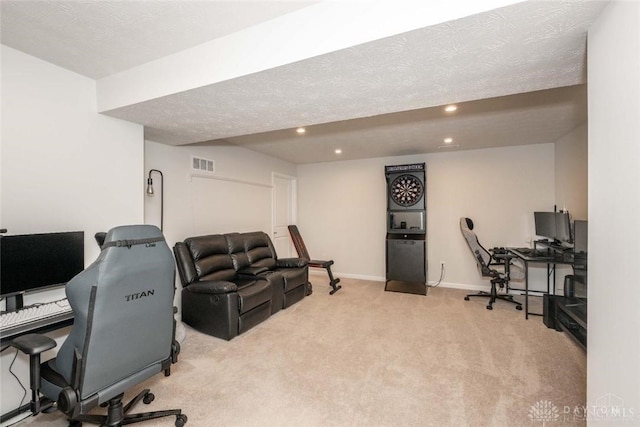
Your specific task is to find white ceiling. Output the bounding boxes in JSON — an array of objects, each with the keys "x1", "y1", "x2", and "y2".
[
  {"x1": 0, "y1": 0, "x2": 318, "y2": 79},
  {"x1": 1, "y1": 0, "x2": 608, "y2": 164}
]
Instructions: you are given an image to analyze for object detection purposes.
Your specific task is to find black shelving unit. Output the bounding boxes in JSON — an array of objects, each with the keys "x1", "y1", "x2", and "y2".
[{"x1": 549, "y1": 295, "x2": 587, "y2": 350}]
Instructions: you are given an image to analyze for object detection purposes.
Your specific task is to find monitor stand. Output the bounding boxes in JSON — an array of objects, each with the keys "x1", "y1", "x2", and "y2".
[{"x1": 4, "y1": 294, "x2": 24, "y2": 311}]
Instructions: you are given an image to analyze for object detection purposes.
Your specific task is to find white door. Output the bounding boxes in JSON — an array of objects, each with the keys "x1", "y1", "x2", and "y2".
[{"x1": 272, "y1": 175, "x2": 296, "y2": 257}]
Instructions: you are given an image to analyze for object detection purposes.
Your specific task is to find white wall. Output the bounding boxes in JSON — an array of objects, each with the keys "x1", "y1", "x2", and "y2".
[
  {"x1": 297, "y1": 144, "x2": 555, "y2": 289},
  {"x1": 555, "y1": 123, "x2": 588, "y2": 220},
  {"x1": 587, "y1": 1, "x2": 640, "y2": 421},
  {"x1": 144, "y1": 140, "x2": 297, "y2": 312},
  {"x1": 144, "y1": 140, "x2": 296, "y2": 246},
  {"x1": 1, "y1": 46, "x2": 144, "y2": 417},
  {"x1": 1, "y1": 45, "x2": 144, "y2": 252}
]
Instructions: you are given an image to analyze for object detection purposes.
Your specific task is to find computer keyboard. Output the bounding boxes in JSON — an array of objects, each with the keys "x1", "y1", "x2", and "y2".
[
  {"x1": 0, "y1": 299, "x2": 72, "y2": 332},
  {"x1": 513, "y1": 247, "x2": 548, "y2": 257}
]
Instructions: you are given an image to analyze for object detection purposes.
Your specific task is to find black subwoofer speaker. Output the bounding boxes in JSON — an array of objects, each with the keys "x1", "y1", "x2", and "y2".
[{"x1": 543, "y1": 294, "x2": 558, "y2": 329}]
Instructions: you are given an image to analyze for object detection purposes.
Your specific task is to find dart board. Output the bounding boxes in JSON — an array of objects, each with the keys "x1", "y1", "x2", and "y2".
[{"x1": 390, "y1": 174, "x2": 424, "y2": 207}]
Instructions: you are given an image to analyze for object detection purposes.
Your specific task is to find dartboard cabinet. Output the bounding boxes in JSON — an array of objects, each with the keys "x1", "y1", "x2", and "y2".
[{"x1": 384, "y1": 163, "x2": 427, "y2": 295}]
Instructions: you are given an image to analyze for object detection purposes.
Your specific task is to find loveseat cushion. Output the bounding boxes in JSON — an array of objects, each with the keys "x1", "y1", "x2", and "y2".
[
  {"x1": 235, "y1": 277, "x2": 272, "y2": 314},
  {"x1": 238, "y1": 266, "x2": 270, "y2": 276},
  {"x1": 184, "y1": 235, "x2": 236, "y2": 282},
  {"x1": 242, "y1": 232, "x2": 277, "y2": 269},
  {"x1": 224, "y1": 232, "x2": 251, "y2": 270},
  {"x1": 277, "y1": 268, "x2": 308, "y2": 292}
]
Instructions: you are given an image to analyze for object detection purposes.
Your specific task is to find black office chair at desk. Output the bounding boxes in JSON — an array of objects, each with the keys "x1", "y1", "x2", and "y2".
[
  {"x1": 460, "y1": 217, "x2": 523, "y2": 311},
  {"x1": 10, "y1": 225, "x2": 187, "y2": 426}
]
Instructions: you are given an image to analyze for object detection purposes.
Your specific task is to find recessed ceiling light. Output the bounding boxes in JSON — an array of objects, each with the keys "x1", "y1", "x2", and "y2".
[
  {"x1": 444, "y1": 105, "x2": 457, "y2": 113},
  {"x1": 335, "y1": 149, "x2": 342, "y2": 154},
  {"x1": 444, "y1": 137, "x2": 453, "y2": 144},
  {"x1": 296, "y1": 127, "x2": 306, "y2": 134}
]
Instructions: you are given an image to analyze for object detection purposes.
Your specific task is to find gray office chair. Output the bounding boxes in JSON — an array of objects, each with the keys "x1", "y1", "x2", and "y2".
[
  {"x1": 11, "y1": 225, "x2": 187, "y2": 426},
  {"x1": 460, "y1": 217, "x2": 523, "y2": 310}
]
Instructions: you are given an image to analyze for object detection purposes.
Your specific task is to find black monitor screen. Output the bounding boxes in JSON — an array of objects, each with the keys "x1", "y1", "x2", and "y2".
[
  {"x1": 555, "y1": 212, "x2": 572, "y2": 243},
  {"x1": 534, "y1": 212, "x2": 557, "y2": 240},
  {"x1": 1, "y1": 231, "x2": 84, "y2": 297}
]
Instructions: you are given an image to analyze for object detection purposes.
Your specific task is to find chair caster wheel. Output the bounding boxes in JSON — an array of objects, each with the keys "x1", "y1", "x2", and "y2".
[
  {"x1": 486, "y1": 305, "x2": 493, "y2": 310},
  {"x1": 143, "y1": 392, "x2": 155, "y2": 404},
  {"x1": 516, "y1": 305, "x2": 523, "y2": 310},
  {"x1": 175, "y1": 414, "x2": 188, "y2": 427},
  {"x1": 464, "y1": 296, "x2": 470, "y2": 301}
]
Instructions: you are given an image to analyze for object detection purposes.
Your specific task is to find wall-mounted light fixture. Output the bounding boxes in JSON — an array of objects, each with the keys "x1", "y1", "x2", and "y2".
[{"x1": 146, "y1": 169, "x2": 164, "y2": 231}]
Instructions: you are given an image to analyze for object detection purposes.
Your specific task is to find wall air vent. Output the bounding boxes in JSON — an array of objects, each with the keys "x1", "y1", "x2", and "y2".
[{"x1": 191, "y1": 156, "x2": 215, "y2": 174}]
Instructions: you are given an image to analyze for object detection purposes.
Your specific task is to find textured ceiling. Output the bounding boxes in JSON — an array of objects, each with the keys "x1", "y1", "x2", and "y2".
[
  {"x1": 0, "y1": 0, "x2": 317, "y2": 79},
  {"x1": 214, "y1": 84, "x2": 588, "y2": 164},
  {"x1": 1, "y1": 1, "x2": 608, "y2": 164}
]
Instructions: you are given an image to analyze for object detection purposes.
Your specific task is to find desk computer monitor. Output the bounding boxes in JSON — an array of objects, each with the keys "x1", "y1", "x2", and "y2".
[
  {"x1": 534, "y1": 212, "x2": 557, "y2": 241},
  {"x1": 0, "y1": 231, "x2": 84, "y2": 310},
  {"x1": 555, "y1": 212, "x2": 572, "y2": 244}
]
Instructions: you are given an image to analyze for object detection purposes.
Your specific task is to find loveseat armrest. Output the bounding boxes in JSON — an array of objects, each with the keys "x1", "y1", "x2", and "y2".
[
  {"x1": 276, "y1": 258, "x2": 309, "y2": 268},
  {"x1": 185, "y1": 280, "x2": 238, "y2": 294},
  {"x1": 174, "y1": 242, "x2": 198, "y2": 286},
  {"x1": 238, "y1": 266, "x2": 270, "y2": 276}
]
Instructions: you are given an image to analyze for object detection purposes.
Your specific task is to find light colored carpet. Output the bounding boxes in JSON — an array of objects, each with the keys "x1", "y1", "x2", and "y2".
[{"x1": 17, "y1": 279, "x2": 586, "y2": 426}]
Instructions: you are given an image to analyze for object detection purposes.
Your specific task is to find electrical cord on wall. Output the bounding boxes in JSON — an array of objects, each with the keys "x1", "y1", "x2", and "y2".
[
  {"x1": 9, "y1": 348, "x2": 28, "y2": 409},
  {"x1": 9, "y1": 349, "x2": 27, "y2": 408},
  {"x1": 1, "y1": 346, "x2": 31, "y2": 426},
  {"x1": 428, "y1": 262, "x2": 445, "y2": 287}
]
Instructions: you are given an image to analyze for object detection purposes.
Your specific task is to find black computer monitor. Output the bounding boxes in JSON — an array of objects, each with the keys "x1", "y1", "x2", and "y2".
[
  {"x1": 1, "y1": 231, "x2": 84, "y2": 310},
  {"x1": 555, "y1": 212, "x2": 572, "y2": 244},
  {"x1": 534, "y1": 212, "x2": 557, "y2": 241}
]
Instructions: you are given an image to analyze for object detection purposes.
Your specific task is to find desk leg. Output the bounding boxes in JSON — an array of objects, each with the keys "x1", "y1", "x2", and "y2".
[{"x1": 525, "y1": 260, "x2": 529, "y2": 320}]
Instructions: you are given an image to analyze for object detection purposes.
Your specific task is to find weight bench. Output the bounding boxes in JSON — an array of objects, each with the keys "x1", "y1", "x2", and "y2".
[{"x1": 287, "y1": 225, "x2": 341, "y2": 295}]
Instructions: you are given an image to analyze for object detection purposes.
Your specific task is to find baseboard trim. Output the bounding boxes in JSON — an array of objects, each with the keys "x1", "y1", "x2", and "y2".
[
  {"x1": 306, "y1": 270, "x2": 530, "y2": 295},
  {"x1": 308, "y1": 270, "x2": 386, "y2": 282},
  {"x1": 433, "y1": 282, "x2": 529, "y2": 296},
  {"x1": 310, "y1": 271, "x2": 492, "y2": 292},
  {"x1": 435, "y1": 282, "x2": 487, "y2": 291}
]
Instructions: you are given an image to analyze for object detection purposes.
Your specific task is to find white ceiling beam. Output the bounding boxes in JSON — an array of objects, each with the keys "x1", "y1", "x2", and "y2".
[{"x1": 96, "y1": 0, "x2": 521, "y2": 113}]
